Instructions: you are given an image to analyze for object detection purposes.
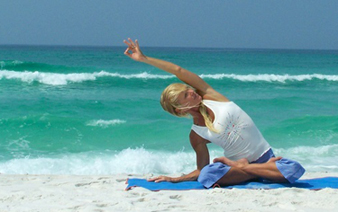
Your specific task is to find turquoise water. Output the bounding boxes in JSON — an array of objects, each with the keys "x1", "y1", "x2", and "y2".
[{"x1": 1, "y1": 46, "x2": 338, "y2": 175}]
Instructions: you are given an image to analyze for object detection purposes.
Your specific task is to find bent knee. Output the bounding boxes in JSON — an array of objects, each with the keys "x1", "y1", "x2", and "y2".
[
  {"x1": 197, "y1": 162, "x2": 231, "y2": 188},
  {"x1": 275, "y1": 158, "x2": 305, "y2": 183}
]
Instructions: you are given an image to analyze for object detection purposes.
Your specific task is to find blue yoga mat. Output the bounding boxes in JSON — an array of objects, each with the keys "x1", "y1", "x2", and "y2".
[{"x1": 126, "y1": 177, "x2": 338, "y2": 191}]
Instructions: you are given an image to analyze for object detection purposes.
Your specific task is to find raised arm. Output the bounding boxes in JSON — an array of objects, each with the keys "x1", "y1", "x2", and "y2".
[{"x1": 124, "y1": 38, "x2": 226, "y2": 100}]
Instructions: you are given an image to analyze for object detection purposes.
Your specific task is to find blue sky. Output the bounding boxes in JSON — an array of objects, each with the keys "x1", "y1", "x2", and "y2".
[{"x1": 1, "y1": 0, "x2": 337, "y2": 49}]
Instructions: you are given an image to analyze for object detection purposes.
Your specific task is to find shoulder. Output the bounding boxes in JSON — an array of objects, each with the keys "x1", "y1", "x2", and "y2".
[{"x1": 201, "y1": 87, "x2": 230, "y2": 102}]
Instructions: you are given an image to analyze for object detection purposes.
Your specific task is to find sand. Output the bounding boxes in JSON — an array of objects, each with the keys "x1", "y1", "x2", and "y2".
[{"x1": 0, "y1": 172, "x2": 338, "y2": 212}]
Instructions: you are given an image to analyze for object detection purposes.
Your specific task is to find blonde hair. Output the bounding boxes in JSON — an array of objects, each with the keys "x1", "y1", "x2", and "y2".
[{"x1": 160, "y1": 83, "x2": 218, "y2": 133}]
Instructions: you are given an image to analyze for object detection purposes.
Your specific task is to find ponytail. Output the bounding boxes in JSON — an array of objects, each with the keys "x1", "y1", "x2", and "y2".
[{"x1": 199, "y1": 102, "x2": 219, "y2": 133}]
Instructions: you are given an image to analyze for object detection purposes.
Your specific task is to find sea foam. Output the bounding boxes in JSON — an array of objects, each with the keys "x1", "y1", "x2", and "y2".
[
  {"x1": 0, "y1": 148, "x2": 197, "y2": 175},
  {"x1": 1, "y1": 70, "x2": 338, "y2": 85},
  {"x1": 200, "y1": 73, "x2": 338, "y2": 83},
  {"x1": 86, "y1": 119, "x2": 126, "y2": 128},
  {"x1": 0, "y1": 145, "x2": 337, "y2": 175},
  {"x1": 0, "y1": 70, "x2": 173, "y2": 85}
]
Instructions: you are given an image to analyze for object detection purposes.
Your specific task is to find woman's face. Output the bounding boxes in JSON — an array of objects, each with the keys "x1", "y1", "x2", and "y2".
[{"x1": 176, "y1": 88, "x2": 202, "y2": 111}]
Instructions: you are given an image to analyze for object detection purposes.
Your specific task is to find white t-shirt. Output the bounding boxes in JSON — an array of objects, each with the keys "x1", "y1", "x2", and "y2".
[{"x1": 191, "y1": 100, "x2": 271, "y2": 162}]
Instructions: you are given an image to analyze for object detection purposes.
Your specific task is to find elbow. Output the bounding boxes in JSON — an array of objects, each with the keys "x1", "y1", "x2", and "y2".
[
  {"x1": 174, "y1": 65, "x2": 183, "y2": 76},
  {"x1": 196, "y1": 169, "x2": 201, "y2": 176},
  {"x1": 195, "y1": 169, "x2": 201, "y2": 181}
]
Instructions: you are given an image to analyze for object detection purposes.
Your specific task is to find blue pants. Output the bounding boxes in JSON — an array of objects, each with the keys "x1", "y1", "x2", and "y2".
[{"x1": 198, "y1": 149, "x2": 305, "y2": 188}]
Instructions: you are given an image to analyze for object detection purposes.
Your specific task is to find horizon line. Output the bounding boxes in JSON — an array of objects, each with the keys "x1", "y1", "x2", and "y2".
[{"x1": 1, "y1": 43, "x2": 337, "y2": 52}]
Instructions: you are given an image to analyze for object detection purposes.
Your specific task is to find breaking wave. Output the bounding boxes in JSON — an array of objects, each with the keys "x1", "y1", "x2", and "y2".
[
  {"x1": 0, "y1": 144, "x2": 337, "y2": 175},
  {"x1": 86, "y1": 119, "x2": 127, "y2": 128},
  {"x1": 1, "y1": 70, "x2": 338, "y2": 85}
]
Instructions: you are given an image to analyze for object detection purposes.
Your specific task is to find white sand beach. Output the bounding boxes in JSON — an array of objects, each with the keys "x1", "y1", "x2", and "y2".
[{"x1": 1, "y1": 172, "x2": 338, "y2": 212}]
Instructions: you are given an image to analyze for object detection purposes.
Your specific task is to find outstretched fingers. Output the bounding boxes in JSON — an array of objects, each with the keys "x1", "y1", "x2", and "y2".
[
  {"x1": 124, "y1": 38, "x2": 138, "y2": 55},
  {"x1": 147, "y1": 176, "x2": 171, "y2": 183},
  {"x1": 123, "y1": 39, "x2": 137, "y2": 57},
  {"x1": 123, "y1": 38, "x2": 146, "y2": 62},
  {"x1": 123, "y1": 39, "x2": 131, "y2": 48},
  {"x1": 128, "y1": 38, "x2": 136, "y2": 47}
]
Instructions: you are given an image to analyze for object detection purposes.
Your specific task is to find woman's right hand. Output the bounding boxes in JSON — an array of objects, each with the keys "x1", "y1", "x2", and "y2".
[{"x1": 123, "y1": 38, "x2": 146, "y2": 62}]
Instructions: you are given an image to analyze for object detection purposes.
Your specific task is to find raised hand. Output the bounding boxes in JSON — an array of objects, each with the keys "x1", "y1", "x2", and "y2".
[{"x1": 123, "y1": 38, "x2": 146, "y2": 62}]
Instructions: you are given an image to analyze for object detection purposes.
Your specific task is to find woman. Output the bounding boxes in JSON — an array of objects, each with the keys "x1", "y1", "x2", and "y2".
[{"x1": 124, "y1": 38, "x2": 305, "y2": 188}]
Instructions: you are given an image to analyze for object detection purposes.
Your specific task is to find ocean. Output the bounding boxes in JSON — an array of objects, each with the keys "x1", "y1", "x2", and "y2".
[{"x1": 1, "y1": 45, "x2": 337, "y2": 175}]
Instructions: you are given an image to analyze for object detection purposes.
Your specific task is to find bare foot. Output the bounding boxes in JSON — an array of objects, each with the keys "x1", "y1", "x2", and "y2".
[
  {"x1": 213, "y1": 157, "x2": 249, "y2": 168},
  {"x1": 267, "y1": 156, "x2": 283, "y2": 163}
]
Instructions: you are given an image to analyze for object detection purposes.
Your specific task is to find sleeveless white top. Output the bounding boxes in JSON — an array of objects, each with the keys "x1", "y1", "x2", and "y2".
[{"x1": 191, "y1": 100, "x2": 270, "y2": 162}]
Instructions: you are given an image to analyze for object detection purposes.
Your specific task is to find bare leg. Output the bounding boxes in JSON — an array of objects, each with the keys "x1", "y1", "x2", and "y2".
[
  {"x1": 214, "y1": 167, "x2": 258, "y2": 186},
  {"x1": 214, "y1": 156, "x2": 288, "y2": 183},
  {"x1": 242, "y1": 159, "x2": 287, "y2": 183}
]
